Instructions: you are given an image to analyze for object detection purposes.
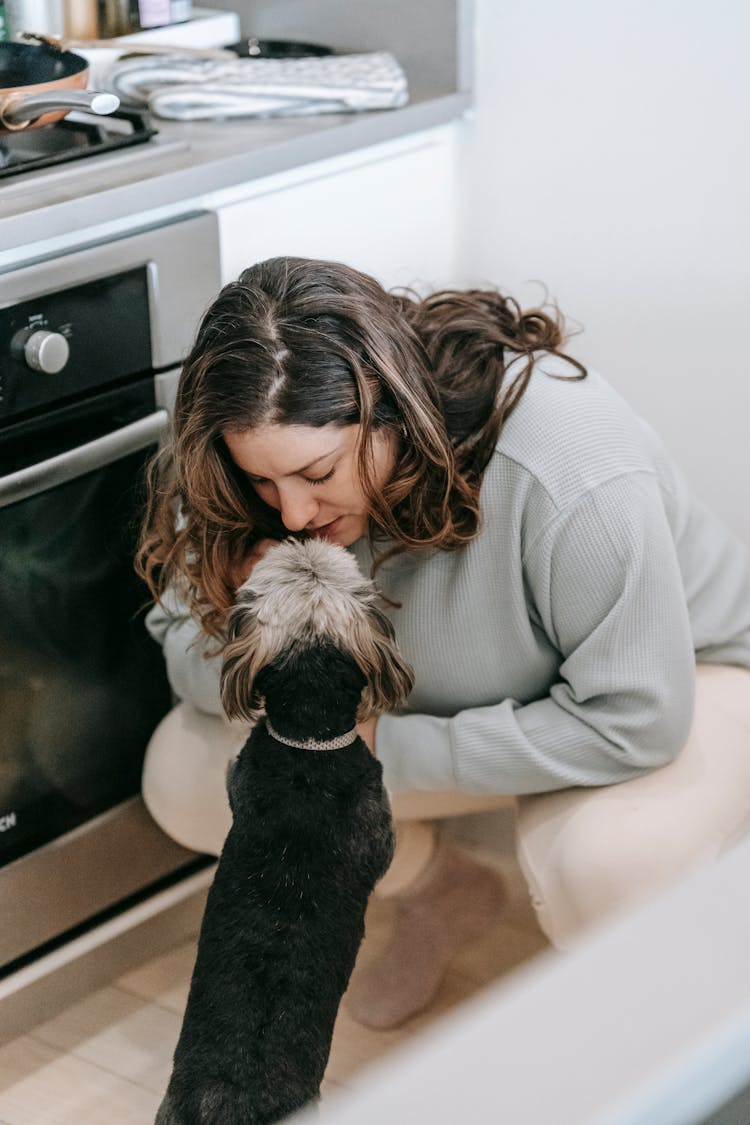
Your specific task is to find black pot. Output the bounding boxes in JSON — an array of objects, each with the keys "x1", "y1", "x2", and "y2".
[{"x1": 229, "y1": 38, "x2": 334, "y2": 60}]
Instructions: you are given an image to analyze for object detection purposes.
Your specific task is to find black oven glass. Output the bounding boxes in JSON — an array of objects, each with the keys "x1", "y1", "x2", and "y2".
[{"x1": 0, "y1": 381, "x2": 173, "y2": 868}]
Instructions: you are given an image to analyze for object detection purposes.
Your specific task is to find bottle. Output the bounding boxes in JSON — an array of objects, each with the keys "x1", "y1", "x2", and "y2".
[
  {"x1": 135, "y1": 0, "x2": 170, "y2": 29},
  {"x1": 169, "y1": 0, "x2": 190, "y2": 25},
  {"x1": 5, "y1": 0, "x2": 64, "y2": 37},
  {"x1": 99, "y1": 0, "x2": 130, "y2": 35},
  {"x1": 63, "y1": 0, "x2": 98, "y2": 37},
  {"x1": 0, "y1": 0, "x2": 8, "y2": 40}
]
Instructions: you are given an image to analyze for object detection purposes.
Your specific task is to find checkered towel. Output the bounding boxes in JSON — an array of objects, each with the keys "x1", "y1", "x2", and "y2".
[{"x1": 107, "y1": 50, "x2": 409, "y2": 121}]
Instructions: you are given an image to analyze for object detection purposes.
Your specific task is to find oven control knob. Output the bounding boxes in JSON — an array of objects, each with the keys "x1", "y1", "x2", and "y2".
[{"x1": 24, "y1": 330, "x2": 70, "y2": 374}]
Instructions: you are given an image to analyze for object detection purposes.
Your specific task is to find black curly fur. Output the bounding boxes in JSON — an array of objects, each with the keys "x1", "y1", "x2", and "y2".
[{"x1": 155, "y1": 644, "x2": 395, "y2": 1125}]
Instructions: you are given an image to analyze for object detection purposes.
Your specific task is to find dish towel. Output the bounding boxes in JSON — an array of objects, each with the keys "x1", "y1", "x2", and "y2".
[{"x1": 107, "y1": 50, "x2": 409, "y2": 121}]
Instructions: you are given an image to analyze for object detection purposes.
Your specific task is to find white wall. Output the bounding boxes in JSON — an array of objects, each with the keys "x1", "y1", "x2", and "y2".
[{"x1": 456, "y1": 0, "x2": 750, "y2": 543}]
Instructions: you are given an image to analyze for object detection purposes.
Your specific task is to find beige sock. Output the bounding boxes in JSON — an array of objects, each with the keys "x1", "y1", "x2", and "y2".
[
  {"x1": 345, "y1": 835, "x2": 507, "y2": 1030},
  {"x1": 376, "y1": 819, "x2": 438, "y2": 896}
]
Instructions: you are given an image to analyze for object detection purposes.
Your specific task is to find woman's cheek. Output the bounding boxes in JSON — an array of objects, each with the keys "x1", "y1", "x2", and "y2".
[{"x1": 254, "y1": 484, "x2": 278, "y2": 509}]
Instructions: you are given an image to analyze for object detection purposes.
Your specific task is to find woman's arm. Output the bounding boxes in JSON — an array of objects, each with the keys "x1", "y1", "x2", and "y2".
[
  {"x1": 145, "y1": 538, "x2": 280, "y2": 716},
  {"x1": 375, "y1": 472, "x2": 696, "y2": 795},
  {"x1": 145, "y1": 587, "x2": 224, "y2": 715}
]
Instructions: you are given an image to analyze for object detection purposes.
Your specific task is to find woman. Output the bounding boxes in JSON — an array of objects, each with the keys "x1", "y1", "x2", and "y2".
[{"x1": 138, "y1": 256, "x2": 750, "y2": 1030}]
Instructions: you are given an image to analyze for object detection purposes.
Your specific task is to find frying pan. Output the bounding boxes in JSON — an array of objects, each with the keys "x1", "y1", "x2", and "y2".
[{"x1": 0, "y1": 39, "x2": 119, "y2": 133}]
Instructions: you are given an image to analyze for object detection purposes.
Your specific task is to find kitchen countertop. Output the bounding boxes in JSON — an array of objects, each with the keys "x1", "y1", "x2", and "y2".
[{"x1": 0, "y1": 84, "x2": 469, "y2": 266}]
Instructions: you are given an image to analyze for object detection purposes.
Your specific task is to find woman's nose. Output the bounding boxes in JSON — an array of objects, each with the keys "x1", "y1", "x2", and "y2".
[{"x1": 277, "y1": 484, "x2": 319, "y2": 532}]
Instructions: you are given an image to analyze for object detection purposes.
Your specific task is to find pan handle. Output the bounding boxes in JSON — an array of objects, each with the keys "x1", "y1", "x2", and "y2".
[{"x1": 0, "y1": 89, "x2": 120, "y2": 128}]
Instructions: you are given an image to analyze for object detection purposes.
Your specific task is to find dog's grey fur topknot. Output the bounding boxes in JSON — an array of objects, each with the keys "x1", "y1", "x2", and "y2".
[
  {"x1": 239, "y1": 537, "x2": 378, "y2": 649},
  {"x1": 221, "y1": 538, "x2": 414, "y2": 724}
]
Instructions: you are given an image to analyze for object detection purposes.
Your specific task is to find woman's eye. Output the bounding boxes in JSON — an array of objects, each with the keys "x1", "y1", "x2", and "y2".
[{"x1": 305, "y1": 468, "x2": 335, "y2": 485}]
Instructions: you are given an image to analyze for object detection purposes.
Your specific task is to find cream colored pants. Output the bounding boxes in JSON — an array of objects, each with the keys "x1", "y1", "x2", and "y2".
[{"x1": 141, "y1": 663, "x2": 750, "y2": 950}]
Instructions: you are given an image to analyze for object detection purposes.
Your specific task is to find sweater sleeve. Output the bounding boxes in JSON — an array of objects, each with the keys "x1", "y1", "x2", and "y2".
[
  {"x1": 376, "y1": 472, "x2": 696, "y2": 795},
  {"x1": 145, "y1": 587, "x2": 224, "y2": 716}
]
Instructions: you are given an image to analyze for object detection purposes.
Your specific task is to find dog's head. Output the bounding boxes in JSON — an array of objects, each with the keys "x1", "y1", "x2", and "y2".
[{"x1": 220, "y1": 538, "x2": 414, "y2": 724}]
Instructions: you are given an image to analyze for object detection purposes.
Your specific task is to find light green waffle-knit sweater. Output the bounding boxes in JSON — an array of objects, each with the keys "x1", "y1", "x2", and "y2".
[{"x1": 145, "y1": 357, "x2": 750, "y2": 796}]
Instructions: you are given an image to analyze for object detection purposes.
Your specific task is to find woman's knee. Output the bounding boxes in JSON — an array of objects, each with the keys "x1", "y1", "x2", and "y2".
[
  {"x1": 558, "y1": 808, "x2": 678, "y2": 925},
  {"x1": 142, "y1": 702, "x2": 248, "y2": 856},
  {"x1": 517, "y1": 794, "x2": 710, "y2": 948}
]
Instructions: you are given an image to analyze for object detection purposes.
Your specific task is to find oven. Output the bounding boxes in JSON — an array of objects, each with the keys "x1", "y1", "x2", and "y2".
[{"x1": 0, "y1": 211, "x2": 221, "y2": 977}]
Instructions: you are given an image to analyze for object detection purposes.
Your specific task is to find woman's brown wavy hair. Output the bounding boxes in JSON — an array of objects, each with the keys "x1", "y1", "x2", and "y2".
[{"x1": 136, "y1": 257, "x2": 585, "y2": 635}]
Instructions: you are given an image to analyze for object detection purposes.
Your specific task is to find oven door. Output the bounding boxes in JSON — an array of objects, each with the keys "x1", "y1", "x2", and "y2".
[{"x1": 0, "y1": 373, "x2": 198, "y2": 970}]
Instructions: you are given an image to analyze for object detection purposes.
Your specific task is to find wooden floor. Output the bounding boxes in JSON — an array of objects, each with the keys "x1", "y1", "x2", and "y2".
[{"x1": 0, "y1": 851, "x2": 549, "y2": 1124}]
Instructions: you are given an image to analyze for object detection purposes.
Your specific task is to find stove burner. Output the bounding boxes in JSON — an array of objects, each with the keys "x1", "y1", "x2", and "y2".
[{"x1": 0, "y1": 110, "x2": 157, "y2": 180}]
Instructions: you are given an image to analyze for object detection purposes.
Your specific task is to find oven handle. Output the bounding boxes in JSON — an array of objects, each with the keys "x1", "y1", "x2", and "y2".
[{"x1": 0, "y1": 410, "x2": 169, "y2": 509}]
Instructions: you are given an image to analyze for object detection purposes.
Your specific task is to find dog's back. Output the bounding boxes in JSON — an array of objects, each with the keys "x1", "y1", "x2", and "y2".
[{"x1": 157, "y1": 722, "x2": 394, "y2": 1125}]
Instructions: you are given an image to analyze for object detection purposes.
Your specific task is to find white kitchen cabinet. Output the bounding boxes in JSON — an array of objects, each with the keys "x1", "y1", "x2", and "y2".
[{"x1": 215, "y1": 126, "x2": 459, "y2": 292}]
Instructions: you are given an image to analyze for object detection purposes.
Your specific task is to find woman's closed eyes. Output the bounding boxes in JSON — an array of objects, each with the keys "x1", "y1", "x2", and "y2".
[
  {"x1": 248, "y1": 467, "x2": 336, "y2": 487},
  {"x1": 305, "y1": 468, "x2": 336, "y2": 485}
]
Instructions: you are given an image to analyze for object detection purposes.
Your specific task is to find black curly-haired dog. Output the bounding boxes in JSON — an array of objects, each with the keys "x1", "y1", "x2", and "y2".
[{"x1": 156, "y1": 539, "x2": 414, "y2": 1125}]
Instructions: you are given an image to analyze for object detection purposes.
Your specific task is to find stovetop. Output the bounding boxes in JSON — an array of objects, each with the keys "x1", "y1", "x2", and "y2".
[{"x1": 0, "y1": 109, "x2": 158, "y2": 180}]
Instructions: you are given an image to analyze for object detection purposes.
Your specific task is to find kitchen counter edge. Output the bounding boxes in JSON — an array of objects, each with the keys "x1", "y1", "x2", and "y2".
[{"x1": 1, "y1": 91, "x2": 471, "y2": 263}]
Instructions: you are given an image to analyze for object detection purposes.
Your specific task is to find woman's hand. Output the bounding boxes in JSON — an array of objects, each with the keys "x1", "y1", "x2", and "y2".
[
  {"x1": 357, "y1": 715, "x2": 378, "y2": 756},
  {"x1": 230, "y1": 538, "x2": 279, "y2": 588}
]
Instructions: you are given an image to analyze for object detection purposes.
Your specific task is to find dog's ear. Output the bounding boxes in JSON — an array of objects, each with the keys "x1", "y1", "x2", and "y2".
[
  {"x1": 220, "y1": 596, "x2": 270, "y2": 723},
  {"x1": 350, "y1": 601, "x2": 415, "y2": 720}
]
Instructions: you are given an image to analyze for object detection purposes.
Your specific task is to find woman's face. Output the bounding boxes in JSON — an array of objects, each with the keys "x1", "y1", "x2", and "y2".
[{"x1": 223, "y1": 422, "x2": 396, "y2": 547}]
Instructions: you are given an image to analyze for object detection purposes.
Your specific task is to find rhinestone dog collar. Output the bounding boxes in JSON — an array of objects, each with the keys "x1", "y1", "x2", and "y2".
[{"x1": 265, "y1": 719, "x2": 359, "y2": 752}]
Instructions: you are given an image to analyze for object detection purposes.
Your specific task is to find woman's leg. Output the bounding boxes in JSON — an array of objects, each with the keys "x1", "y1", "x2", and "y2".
[
  {"x1": 344, "y1": 791, "x2": 513, "y2": 1029},
  {"x1": 141, "y1": 702, "x2": 248, "y2": 856},
  {"x1": 377, "y1": 790, "x2": 514, "y2": 893},
  {"x1": 516, "y1": 664, "x2": 750, "y2": 950},
  {"x1": 142, "y1": 701, "x2": 513, "y2": 864}
]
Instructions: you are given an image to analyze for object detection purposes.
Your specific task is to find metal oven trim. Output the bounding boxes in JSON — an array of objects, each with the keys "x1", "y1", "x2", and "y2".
[
  {"x1": 0, "y1": 408, "x2": 169, "y2": 508},
  {"x1": 0, "y1": 795, "x2": 202, "y2": 971},
  {"x1": 0, "y1": 210, "x2": 220, "y2": 370}
]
